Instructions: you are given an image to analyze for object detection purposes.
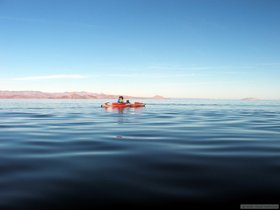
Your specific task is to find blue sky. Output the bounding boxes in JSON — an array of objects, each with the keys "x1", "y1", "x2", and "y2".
[{"x1": 0, "y1": 0, "x2": 279, "y2": 99}]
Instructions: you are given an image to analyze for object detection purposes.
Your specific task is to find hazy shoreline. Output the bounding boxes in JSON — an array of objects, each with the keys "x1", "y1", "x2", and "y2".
[
  {"x1": 0, "y1": 90, "x2": 166, "y2": 100},
  {"x1": 0, "y1": 91, "x2": 278, "y2": 100}
]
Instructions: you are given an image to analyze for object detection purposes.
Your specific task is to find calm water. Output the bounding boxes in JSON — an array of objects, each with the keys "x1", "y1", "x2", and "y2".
[{"x1": 0, "y1": 99, "x2": 280, "y2": 209}]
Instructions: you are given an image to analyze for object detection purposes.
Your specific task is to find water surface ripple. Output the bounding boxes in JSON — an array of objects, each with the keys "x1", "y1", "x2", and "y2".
[{"x1": 0, "y1": 99, "x2": 280, "y2": 209}]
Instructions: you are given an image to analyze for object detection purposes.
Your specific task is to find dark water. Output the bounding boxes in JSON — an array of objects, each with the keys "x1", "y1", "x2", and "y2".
[{"x1": 0, "y1": 99, "x2": 280, "y2": 209}]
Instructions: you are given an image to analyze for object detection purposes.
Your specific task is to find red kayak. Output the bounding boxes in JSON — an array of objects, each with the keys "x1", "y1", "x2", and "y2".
[{"x1": 101, "y1": 102, "x2": 145, "y2": 108}]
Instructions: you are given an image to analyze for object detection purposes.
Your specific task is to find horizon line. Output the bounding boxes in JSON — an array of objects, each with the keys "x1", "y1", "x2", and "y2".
[{"x1": 0, "y1": 90, "x2": 279, "y2": 101}]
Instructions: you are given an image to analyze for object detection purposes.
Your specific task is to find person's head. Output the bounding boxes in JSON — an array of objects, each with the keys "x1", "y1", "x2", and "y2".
[{"x1": 119, "y1": 96, "x2": 123, "y2": 99}]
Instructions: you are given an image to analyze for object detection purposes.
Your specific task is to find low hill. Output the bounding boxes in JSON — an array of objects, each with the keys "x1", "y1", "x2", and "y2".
[
  {"x1": 0, "y1": 91, "x2": 166, "y2": 99},
  {"x1": 241, "y1": 98, "x2": 259, "y2": 101}
]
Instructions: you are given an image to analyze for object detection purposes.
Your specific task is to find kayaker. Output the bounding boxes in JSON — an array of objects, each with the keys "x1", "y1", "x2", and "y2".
[
  {"x1": 126, "y1": 100, "x2": 131, "y2": 104},
  {"x1": 118, "y1": 96, "x2": 124, "y2": 103}
]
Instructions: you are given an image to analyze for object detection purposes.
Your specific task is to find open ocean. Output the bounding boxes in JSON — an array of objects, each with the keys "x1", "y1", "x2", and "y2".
[{"x1": 0, "y1": 99, "x2": 280, "y2": 209}]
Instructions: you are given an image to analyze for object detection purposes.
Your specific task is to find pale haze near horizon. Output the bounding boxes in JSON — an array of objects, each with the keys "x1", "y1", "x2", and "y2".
[{"x1": 0, "y1": 0, "x2": 279, "y2": 99}]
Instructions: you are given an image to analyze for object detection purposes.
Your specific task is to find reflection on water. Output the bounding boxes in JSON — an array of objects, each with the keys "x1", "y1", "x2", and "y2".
[{"x1": 0, "y1": 99, "x2": 280, "y2": 209}]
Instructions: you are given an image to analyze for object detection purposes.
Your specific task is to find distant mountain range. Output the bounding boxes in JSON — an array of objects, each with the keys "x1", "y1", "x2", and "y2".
[
  {"x1": 0, "y1": 91, "x2": 166, "y2": 99},
  {"x1": 241, "y1": 97, "x2": 259, "y2": 101}
]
